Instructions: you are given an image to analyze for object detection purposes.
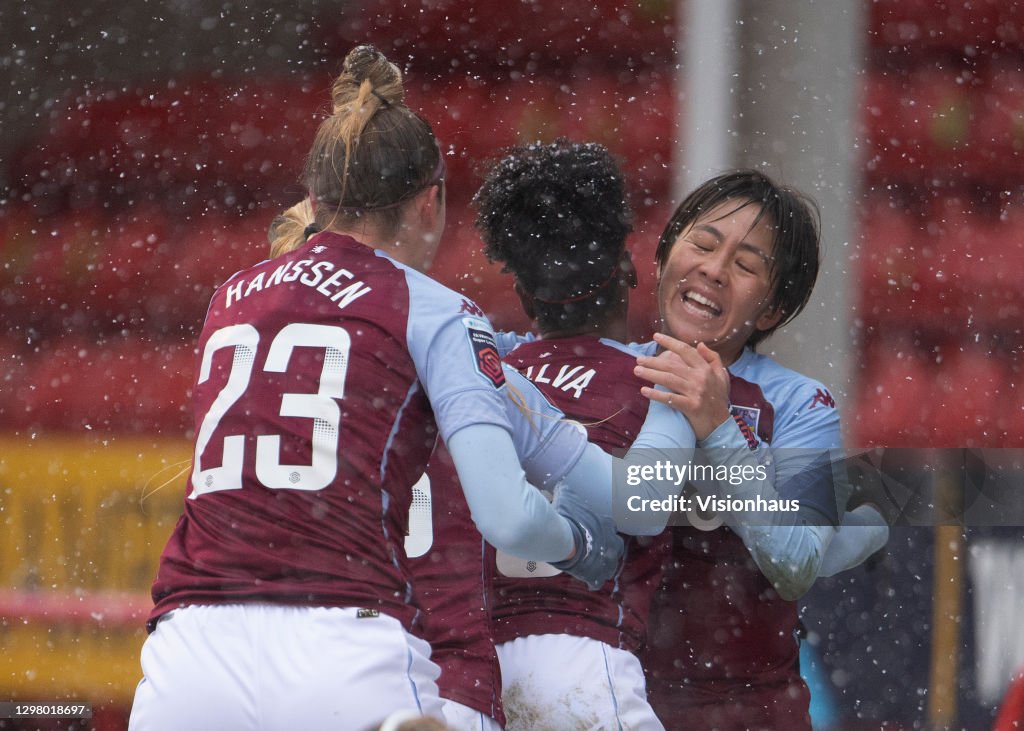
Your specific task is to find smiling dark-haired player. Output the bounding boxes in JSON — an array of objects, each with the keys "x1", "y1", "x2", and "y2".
[
  {"x1": 485, "y1": 160, "x2": 888, "y2": 730},
  {"x1": 634, "y1": 170, "x2": 889, "y2": 730}
]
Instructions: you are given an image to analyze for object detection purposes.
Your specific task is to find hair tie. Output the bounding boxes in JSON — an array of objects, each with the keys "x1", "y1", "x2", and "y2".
[
  {"x1": 303, "y1": 223, "x2": 321, "y2": 240},
  {"x1": 532, "y1": 264, "x2": 621, "y2": 305},
  {"x1": 370, "y1": 89, "x2": 391, "y2": 108}
]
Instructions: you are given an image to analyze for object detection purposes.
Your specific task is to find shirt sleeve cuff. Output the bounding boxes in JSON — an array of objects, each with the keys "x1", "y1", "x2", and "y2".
[{"x1": 698, "y1": 416, "x2": 746, "y2": 449}]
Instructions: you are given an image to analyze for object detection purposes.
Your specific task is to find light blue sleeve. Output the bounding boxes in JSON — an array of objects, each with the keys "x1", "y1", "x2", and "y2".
[
  {"x1": 501, "y1": 365, "x2": 588, "y2": 490},
  {"x1": 403, "y1": 270, "x2": 514, "y2": 442},
  {"x1": 495, "y1": 330, "x2": 537, "y2": 357},
  {"x1": 499, "y1": 366, "x2": 695, "y2": 521},
  {"x1": 447, "y1": 423, "x2": 575, "y2": 561},
  {"x1": 690, "y1": 378, "x2": 847, "y2": 600},
  {"x1": 766, "y1": 378, "x2": 847, "y2": 523},
  {"x1": 623, "y1": 339, "x2": 658, "y2": 357},
  {"x1": 817, "y1": 504, "x2": 889, "y2": 577},
  {"x1": 400, "y1": 271, "x2": 577, "y2": 561},
  {"x1": 553, "y1": 396, "x2": 698, "y2": 537}
]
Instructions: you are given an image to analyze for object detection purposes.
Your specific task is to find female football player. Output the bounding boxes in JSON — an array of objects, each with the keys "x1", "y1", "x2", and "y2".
[
  {"x1": 127, "y1": 46, "x2": 690, "y2": 731},
  {"x1": 486, "y1": 163, "x2": 887, "y2": 730},
  {"x1": 634, "y1": 169, "x2": 889, "y2": 730}
]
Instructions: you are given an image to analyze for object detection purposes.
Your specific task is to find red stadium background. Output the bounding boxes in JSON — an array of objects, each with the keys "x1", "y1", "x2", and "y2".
[{"x1": 1, "y1": 0, "x2": 1022, "y2": 728}]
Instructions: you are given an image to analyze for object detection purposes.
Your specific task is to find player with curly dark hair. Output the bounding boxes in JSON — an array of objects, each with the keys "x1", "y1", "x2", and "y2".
[
  {"x1": 475, "y1": 138, "x2": 670, "y2": 729},
  {"x1": 476, "y1": 139, "x2": 636, "y2": 339}
]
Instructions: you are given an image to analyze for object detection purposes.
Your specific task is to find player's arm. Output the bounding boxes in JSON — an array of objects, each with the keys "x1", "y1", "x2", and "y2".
[
  {"x1": 494, "y1": 330, "x2": 537, "y2": 357},
  {"x1": 626, "y1": 341, "x2": 886, "y2": 580},
  {"x1": 543, "y1": 396, "x2": 697, "y2": 537},
  {"x1": 696, "y1": 400, "x2": 893, "y2": 592},
  {"x1": 817, "y1": 504, "x2": 889, "y2": 577},
  {"x1": 636, "y1": 333, "x2": 848, "y2": 599},
  {"x1": 406, "y1": 288, "x2": 620, "y2": 588},
  {"x1": 689, "y1": 417, "x2": 844, "y2": 599},
  {"x1": 499, "y1": 366, "x2": 697, "y2": 536},
  {"x1": 443, "y1": 422, "x2": 579, "y2": 560}
]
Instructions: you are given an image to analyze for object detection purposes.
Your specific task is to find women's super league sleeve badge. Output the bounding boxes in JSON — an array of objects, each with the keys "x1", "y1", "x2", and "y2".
[{"x1": 463, "y1": 317, "x2": 506, "y2": 389}]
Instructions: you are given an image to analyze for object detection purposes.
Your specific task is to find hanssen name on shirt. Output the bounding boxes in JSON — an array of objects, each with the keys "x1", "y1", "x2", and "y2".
[{"x1": 225, "y1": 258, "x2": 372, "y2": 310}]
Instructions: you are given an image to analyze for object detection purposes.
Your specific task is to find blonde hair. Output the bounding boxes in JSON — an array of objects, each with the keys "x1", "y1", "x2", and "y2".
[
  {"x1": 267, "y1": 199, "x2": 314, "y2": 258},
  {"x1": 303, "y1": 45, "x2": 442, "y2": 238}
]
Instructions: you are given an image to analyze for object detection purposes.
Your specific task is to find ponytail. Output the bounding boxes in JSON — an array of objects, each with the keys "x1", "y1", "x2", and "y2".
[{"x1": 268, "y1": 199, "x2": 316, "y2": 258}]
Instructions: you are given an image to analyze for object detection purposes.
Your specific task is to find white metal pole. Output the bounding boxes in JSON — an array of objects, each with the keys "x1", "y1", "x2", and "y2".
[{"x1": 675, "y1": 0, "x2": 739, "y2": 201}]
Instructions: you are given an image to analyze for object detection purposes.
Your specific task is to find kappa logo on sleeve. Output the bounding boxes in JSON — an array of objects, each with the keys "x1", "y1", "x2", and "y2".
[
  {"x1": 463, "y1": 317, "x2": 506, "y2": 389},
  {"x1": 809, "y1": 388, "x2": 836, "y2": 409},
  {"x1": 459, "y1": 298, "x2": 485, "y2": 318}
]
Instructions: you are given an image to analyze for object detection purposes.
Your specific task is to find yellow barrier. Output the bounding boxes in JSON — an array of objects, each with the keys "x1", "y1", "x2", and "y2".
[{"x1": 0, "y1": 436, "x2": 191, "y2": 705}]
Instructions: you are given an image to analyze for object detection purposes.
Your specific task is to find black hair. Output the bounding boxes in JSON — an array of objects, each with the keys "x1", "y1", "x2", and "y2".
[
  {"x1": 655, "y1": 169, "x2": 821, "y2": 348},
  {"x1": 474, "y1": 139, "x2": 633, "y2": 334}
]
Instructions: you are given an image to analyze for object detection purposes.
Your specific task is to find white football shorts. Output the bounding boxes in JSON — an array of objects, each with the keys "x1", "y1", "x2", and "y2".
[
  {"x1": 441, "y1": 698, "x2": 503, "y2": 730},
  {"x1": 128, "y1": 604, "x2": 444, "y2": 730},
  {"x1": 496, "y1": 633, "x2": 664, "y2": 731}
]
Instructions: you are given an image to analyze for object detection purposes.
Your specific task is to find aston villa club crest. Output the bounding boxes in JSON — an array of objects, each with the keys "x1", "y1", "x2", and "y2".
[{"x1": 730, "y1": 404, "x2": 761, "y2": 437}]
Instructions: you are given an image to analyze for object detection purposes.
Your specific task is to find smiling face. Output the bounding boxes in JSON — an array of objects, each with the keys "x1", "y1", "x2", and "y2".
[{"x1": 657, "y1": 199, "x2": 783, "y2": 365}]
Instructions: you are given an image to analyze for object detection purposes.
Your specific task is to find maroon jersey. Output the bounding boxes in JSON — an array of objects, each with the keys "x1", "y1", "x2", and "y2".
[
  {"x1": 408, "y1": 443, "x2": 505, "y2": 725},
  {"x1": 642, "y1": 370, "x2": 811, "y2": 731},
  {"x1": 150, "y1": 232, "x2": 513, "y2": 631},
  {"x1": 493, "y1": 335, "x2": 671, "y2": 651}
]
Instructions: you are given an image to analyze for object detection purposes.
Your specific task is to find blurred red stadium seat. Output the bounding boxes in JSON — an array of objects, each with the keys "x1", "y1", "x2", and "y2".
[
  {"x1": 916, "y1": 194, "x2": 979, "y2": 329},
  {"x1": 409, "y1": 73, "x2": 675, "y2": 205},
  {"x1": 16, "y1": 338, "x2": 113, "y2": 432},
  {"x1": 15, "y1": 336, "x2": 194, "y2": 435},
  {"x1": 0, "y1": 205, "x2": 67, "y2": 330},
  {"x1": 963, "y1": 200, "x2": 1024, "y2": 329},
  {"x1": 163, "y1": 210, "x2": 269, "y2": 327},
  {"x1": 317, "y1": 0, "x2": 676, "y2": 74},
  {"x1": 933, "y1": 345, "x2": 1011, "y2": 446},
  {"x1": 13, "y1": 78, "x2": 324, "y2": 211},
  {"x1": 408, "y1": 78, "x2": 527, "y2": 206},
  {"x1": 869, "y1": 0, "x2": 1024, "y2": 51},
  {"x1": 862, "y1": 66, "x2": 979, "y2": 184},
  {"x1": 556, "y1": 73, "x2": 675, "y2": 199},
  {"x1": 852, "y1": 335, "x2": 935, "y2": 448},
  {"x1": 855, "y1": 193, "x2": 923, "y2": 327},
  {"x1": 75, "y1": 206, "x2": 175, "y2": 330},
  {"x1": 975, "y1": 62, "x2": 1024, "y2": 180},
  {"x1": 100, "y1": 338, "x2": 195, "y2": 436}
]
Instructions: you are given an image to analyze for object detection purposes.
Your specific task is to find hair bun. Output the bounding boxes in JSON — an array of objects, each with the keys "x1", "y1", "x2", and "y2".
[{"x1": 333, "y1": 44, "x2": 404, "y2": 110}]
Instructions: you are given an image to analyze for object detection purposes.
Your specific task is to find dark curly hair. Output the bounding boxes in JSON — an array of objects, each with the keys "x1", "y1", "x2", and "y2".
[{"x1": 474, "y1": 139, "x2": 633, "y2": 334}]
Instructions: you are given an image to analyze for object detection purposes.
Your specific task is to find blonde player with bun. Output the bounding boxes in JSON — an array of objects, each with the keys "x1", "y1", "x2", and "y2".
[{"x1": 129, "y1": 45, "x2": 692, "y2": 731}]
